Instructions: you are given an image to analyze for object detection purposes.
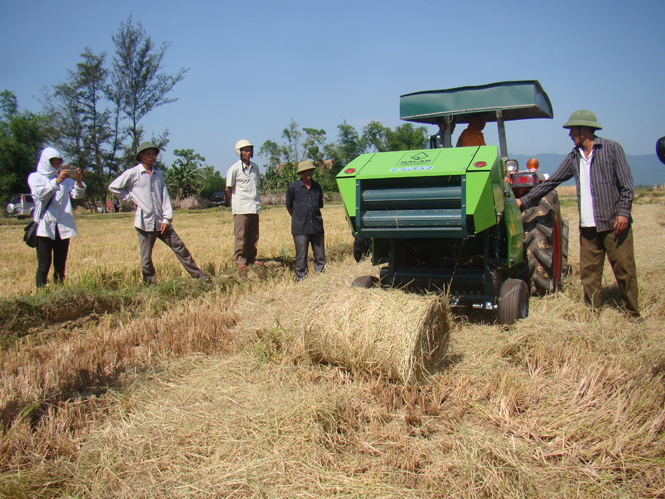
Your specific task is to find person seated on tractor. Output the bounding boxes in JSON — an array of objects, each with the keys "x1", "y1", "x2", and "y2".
[
  {"x1": 456, "y1": 112, "x2": 488, "y2": 147},
  {"x1": 434, "y1": 116, "x2": 456, "y2": 148}
]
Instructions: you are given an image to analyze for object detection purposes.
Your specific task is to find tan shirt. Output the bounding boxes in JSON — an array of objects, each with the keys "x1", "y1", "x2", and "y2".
[{"x1": 226, "y1": 160, "x2": 261, "y2": 215}]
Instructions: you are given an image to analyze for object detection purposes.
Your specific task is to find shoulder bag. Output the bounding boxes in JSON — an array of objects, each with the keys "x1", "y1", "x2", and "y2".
[{"x1": 23, "y1": 194, "x2": 54, "y2": 248}]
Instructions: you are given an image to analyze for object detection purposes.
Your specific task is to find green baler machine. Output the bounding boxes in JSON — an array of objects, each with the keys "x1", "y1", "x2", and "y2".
[{"x1": 337, "y1": 81, "x2": 556, "y2": 324}]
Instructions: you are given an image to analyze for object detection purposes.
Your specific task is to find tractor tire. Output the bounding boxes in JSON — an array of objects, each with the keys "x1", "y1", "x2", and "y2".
[
  {"x1": 562, "y1": 220, "x2": 571, "y2": 275},
  {"x1": 351, "y1": 275, "x2": 379, "y2": 289},
  {"x1": 497, "y1": 278, "x2": 529, "y2": 325},
  {"x1": 522, "y1": 191, "x2": 564, "y2": 296}
]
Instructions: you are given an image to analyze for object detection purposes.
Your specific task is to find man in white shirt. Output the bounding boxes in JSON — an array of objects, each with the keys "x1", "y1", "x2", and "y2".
[
  {"x1": 109, "y1": 141, "x2": 210, "y2": 285},
  {"x1": 226, "y1": 139, "x2": 263, "y2": 271}
]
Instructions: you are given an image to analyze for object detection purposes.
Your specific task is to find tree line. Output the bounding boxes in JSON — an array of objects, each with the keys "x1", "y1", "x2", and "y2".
[
  {"x1": 0, "y1": 16, "x2": 191, "y2": 209},
  {"x1": 259, "y1": 119, "x2": 429, "y2": 193},
  {"x1": 1, "y1": 17, "x2": 429, "y2": 209}
]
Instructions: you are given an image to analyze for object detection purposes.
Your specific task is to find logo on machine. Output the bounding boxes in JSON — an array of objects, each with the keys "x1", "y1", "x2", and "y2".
[
  {"x1": 409, "y1": 152, "x2": 429, "y2": 161},
  {"x1": 344, "y1": 168, "x2": 356, "y2": 174},
  {"x1": 393, "y1": 150, "x2": 439, "y2": 170}
]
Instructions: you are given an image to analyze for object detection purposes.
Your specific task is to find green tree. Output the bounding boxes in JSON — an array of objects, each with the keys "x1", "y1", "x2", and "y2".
[
  {"x1": 0, "y1": 91, "x2": 47, "y2": 205},
  {"x1": 302, "y1": 127, "x2": 327, "y2": 166},
  {"x1": 110, "y1": 16, "x2": 187, "y2": 163},
  {"x1": 385, "y1": 123, "x2": 429, "y2": 151},
  {"x1": 361, "y1": 121, "x2": 428, "y2": 152},
  {"x1": 325, "y1": 120, "x2": 365, "y2": 168},
  {"x1": 258, "y1": 139, "x2": 285, "y2": 171},
  {"x1": 164, "y1": 148, "x2": 205, "y2": 200},
  {"x1": 362, "y1": 121, "x2": 390, "y2": 152},
  {"x1": 263, "y1": 161, "x2": 295, "y2": 192},
  {"x1": 260, "y1": 119, "x2": 308, "y2": 192},
  {"x1": 0, "y1": 91, "x2": 18, "y2": 116},
  {"x1": 41, "y1": 48, "x2": 112, "y2": 208},
  {"x1": 199, "y1": 166, "x2": 226, "y2": 199},
  {"x1": 280, "y1": 118, "x2": 303, "y2": 165}
]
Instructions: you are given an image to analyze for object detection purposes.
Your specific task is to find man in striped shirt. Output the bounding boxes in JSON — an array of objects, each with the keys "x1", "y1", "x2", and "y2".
[{"x1": 517, "y1": 110, "x2": 639, "y2": 317}]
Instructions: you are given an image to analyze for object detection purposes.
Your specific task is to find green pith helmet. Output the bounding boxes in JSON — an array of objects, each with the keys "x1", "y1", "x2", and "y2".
[
  {"x1": 297, "y1": 160, "x2": 316, "y2": 173},
  {"x1": 136, "y1": 141, "x2": 160, "y2": 162},
  {"x1": 562, "y1": 110, "x2": 602, "y2": 130}
]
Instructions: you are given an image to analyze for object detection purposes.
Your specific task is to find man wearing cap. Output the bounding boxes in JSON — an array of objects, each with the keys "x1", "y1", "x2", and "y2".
[
  {"x1": 109, "y1": 141, "x2": 210, "y2": 284},
  {"x1": 517, "y1": 110, "x2": 639, "y2": 317},
  {"x1": 226, "y1": 140, "x2": 263, "y2": 271},
  {"x1": 286, "y1": 160, "x2": 326, "y2": 281}
]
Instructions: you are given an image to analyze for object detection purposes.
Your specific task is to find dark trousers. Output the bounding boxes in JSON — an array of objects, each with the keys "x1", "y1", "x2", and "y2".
[
  {"x1": 294, "y1": 233, "x2": 326, "y2": 281},
  {"x1": 136, "y1": 227, "x2": 203, "y2": 284},
  {"x1": 579, "y1": 226, "x2": 639, "y2": 316},
  {"x1": 233, "y1": 214, "x2": 260, "y2": 265},
  {"x1": 36, "y1": 228, "x2": 70, "y2": 288}
]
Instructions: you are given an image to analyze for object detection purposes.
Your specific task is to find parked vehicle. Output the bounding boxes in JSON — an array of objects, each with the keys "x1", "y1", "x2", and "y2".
[
  {"x1": 6, "y1": 193, "x2": 35, "y2": 218},
  {"x1": 211, "y1": 191, "x2": 230, "y2": 207}
]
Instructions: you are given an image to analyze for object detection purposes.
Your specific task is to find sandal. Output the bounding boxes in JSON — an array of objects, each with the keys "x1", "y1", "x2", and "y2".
[
  {"x1": 253, "y1": 260, "x2": 265, "y2": 267},
  {"x1": 236, "y1": 263, "x2": 248, "y2": 271}
]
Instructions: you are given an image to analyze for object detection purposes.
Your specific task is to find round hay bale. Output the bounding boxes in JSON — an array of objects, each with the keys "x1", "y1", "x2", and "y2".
[{"x1": 304, "y1": 286, "x2": 451, "y2": 382}]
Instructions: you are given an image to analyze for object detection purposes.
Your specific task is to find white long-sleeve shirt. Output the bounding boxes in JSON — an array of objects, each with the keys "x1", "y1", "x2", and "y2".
[
  {"x1": 108, "y1": 164, "x2": 173, "y2": 231},
  {"x1": 28, "y1": 147, "x2": 86, "y2": 240}
]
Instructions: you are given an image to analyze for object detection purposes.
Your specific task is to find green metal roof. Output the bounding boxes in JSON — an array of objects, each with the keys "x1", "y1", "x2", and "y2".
[{"x1": 400, "y1": 80, "x2": 553, "y2": 125}]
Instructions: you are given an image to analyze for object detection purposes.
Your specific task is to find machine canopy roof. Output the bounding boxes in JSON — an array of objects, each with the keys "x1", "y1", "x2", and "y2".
[{"x1": 400, "y1": 80, "x2": 553, "y2": 125}]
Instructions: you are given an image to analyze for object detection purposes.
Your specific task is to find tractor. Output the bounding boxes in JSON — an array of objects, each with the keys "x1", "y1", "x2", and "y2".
[{"x1": 336, "y1": 80, "x2": 568, "y2": 324}]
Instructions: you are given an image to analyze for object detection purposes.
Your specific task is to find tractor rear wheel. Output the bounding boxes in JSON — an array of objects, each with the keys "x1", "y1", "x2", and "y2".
[
  {"x1": 352, "y1": 275, "x2": 379, "y2": 289},
  {"x1": 497, "y1": 278, "x2": 529, "y2": 325},
  {"x1": 522, "y1": 191, "x2": 565, "y2": 295},
  {"x1": 562, "y1": 219, "x2": 571, "y2": 275}
]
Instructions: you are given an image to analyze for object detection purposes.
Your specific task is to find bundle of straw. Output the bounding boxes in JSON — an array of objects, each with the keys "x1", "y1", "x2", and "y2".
[{"x1": 303, "y1": 285, "x2": 451, "y2": 382}]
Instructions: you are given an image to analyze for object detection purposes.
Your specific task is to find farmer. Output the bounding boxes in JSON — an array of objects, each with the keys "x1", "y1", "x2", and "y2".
[
  {"x1": 434, "y1": 116, "x2": 456, "y2": 148},
  {"x1": 517, "y1": 110, "x2": 639, "y2": 317},
  {"x1": 28, "y1": 147, "x2": 86, "y2": 288},
  {"x1": 285, "y1": 160, "x2": 326, "y2": 281},
  {"x1": 108, "y1": 141, "x2": 210, "y2": 285},
  {"x1": 456, "y1": 112, "x2": 488, "y2": 147},
  {"x1": 226, "y1": 139, "x2": 263, "y2": 270}
]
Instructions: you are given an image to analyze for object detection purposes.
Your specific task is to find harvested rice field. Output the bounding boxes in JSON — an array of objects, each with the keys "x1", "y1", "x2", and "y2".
[{"x1": 1, "y1": 190, "x2": 664, "y2": 498}]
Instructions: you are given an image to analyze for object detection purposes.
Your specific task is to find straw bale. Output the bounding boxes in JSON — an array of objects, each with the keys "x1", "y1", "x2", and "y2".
[{"x1": 304, "y1": 285, "x2": 451, "y2": 382}]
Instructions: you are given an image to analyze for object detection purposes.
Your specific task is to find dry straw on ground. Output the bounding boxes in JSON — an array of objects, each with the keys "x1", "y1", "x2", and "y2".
[
  {"x1": 304, "y1": 282, "x2": 451, "y2": 382},
  {"x1": 2, "y1": 201, "x2": 665, "y2": 498}
]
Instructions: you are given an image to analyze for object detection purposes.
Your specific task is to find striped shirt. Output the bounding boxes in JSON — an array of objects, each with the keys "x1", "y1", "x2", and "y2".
[{"x1": 519, "y1": 136, "x2": 634, "y2": 232}]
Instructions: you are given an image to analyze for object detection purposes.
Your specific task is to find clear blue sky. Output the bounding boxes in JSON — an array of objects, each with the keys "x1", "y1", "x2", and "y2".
[{"x1": 2, "y1": 0, "x2": 664, "y2": 173}]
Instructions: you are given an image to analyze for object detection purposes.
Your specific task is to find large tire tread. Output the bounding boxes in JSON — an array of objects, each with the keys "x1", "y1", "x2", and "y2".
[
  {"x1": 497, "y1": 278, "x2": 529, "y2": 325},
  {"x1": 352, "y1": 275, "x2": 379, "y2": 289},
  {"x1": 522, "y1": 192, "x2": 565, "y2": 296}
]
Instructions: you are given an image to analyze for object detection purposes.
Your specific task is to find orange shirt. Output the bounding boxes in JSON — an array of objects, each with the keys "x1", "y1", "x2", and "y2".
[{"x1": 456, "y1": 126, "x2": 486, "y2": 147}]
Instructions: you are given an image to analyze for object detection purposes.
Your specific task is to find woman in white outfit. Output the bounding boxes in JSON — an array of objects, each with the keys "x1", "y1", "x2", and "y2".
[{"x1": 27, "y1": 147, "x2": 86, "y2": 288}]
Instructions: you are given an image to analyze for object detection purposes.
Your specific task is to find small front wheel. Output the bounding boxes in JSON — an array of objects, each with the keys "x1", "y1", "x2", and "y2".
[
  {"x1": 351, "y1": 275, "x2": 379, "y2": 289},
  {"x1": 497, "y1": 279, "x2": 529, "y2": 325}
]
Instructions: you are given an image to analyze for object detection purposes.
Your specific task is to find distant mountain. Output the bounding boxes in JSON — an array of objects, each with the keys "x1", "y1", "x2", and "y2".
[{"x1": 512, "y1": 154, "x2": 665, "y2": 187}]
